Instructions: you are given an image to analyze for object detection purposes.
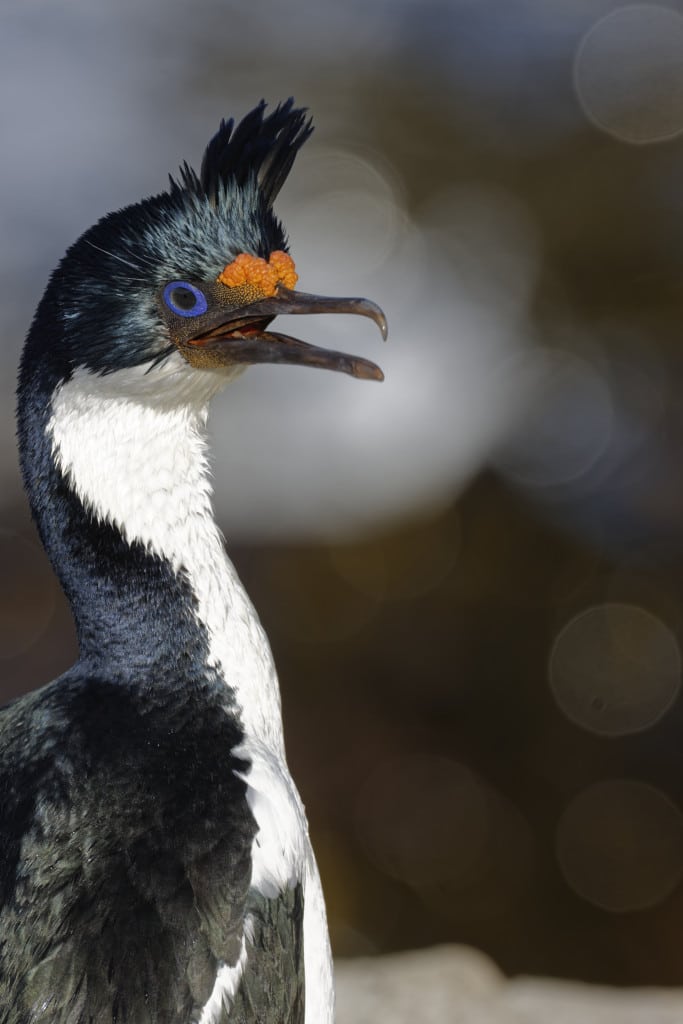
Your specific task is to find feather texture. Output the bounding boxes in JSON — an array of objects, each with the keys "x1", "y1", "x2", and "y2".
[{"x1": 197, "y1": 99, "x2": 313, "y2": 209}]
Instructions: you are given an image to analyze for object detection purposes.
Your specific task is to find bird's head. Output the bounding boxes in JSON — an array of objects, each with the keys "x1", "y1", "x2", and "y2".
[{"x1": 25, "y1": 99, "x2": 385, "y2": 402}]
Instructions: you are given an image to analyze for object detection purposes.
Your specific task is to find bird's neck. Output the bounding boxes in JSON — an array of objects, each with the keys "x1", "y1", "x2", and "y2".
[{"x1": 21, "y1": 361, "x2": 285, "y2": 755}]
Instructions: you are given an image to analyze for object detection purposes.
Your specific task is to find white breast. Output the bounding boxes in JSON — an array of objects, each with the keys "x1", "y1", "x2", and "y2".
[{"x1": 48, "y1": 357, "x2": 333, "y2": 1024}]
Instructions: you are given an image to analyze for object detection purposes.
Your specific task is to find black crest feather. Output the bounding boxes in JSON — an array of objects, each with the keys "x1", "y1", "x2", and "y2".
[{"x1": 176, "y1": 99, "x2": 312, "y2": 209}]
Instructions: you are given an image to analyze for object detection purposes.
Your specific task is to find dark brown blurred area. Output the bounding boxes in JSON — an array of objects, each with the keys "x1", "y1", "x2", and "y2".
[{"x1": 5, "y1": 0, "x2": 683, "y2": 994}]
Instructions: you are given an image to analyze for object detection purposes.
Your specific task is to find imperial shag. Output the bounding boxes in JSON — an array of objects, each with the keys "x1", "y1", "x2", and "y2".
[{"x1": 1, "y1": 100, "x2": 386, "y2": 1024}]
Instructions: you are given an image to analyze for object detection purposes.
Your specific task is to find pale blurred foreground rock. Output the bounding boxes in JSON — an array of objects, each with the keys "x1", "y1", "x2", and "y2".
[{"x1": 335, "y1": 945, "x2": 683, "y2": 1024}]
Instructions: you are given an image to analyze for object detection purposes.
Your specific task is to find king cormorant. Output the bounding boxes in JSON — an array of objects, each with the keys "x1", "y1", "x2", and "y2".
[{"x1": 0, "y1": 99, "x2": 386, "y2": 1024}]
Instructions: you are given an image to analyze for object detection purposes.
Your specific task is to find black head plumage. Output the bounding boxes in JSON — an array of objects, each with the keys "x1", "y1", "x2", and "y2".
[
  {"x1": 18, "y1": 99, "x2": 316, "y2": 381},
  {"x1": 19, "y1": 98, "x2": 385, "y2": 391},
  {"x1": 174, "y1": 99, "x2": 313, "y2": 210}
]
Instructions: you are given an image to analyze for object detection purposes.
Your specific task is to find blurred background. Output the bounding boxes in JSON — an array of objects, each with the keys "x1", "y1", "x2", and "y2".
[{"x1": 4, "y1": 0, "x2": 683, "y2": 988}]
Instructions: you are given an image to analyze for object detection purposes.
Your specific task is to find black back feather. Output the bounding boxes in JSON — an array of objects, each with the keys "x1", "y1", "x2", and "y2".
[{"x1": 185, "y1": 98, "x2": 312, "y2": 209}]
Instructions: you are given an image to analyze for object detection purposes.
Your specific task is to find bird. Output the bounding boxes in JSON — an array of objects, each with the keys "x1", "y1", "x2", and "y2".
[{"x1": 1, "y1": 99, "x2": 386, "y2": 1024}]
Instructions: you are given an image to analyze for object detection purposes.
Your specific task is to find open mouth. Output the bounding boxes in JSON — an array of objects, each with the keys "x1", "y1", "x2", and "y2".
[{"x1": 189, "y1": 316, "x2": 274, "y2": 345}]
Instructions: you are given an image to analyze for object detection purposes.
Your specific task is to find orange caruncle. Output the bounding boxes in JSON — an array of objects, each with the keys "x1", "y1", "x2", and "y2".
[
  {"x1": 217, "y1": 250, "x2": 298, "y2": 295},
  {"x1": 267, "y1": 251, "x2": 298, "y2": 290}
]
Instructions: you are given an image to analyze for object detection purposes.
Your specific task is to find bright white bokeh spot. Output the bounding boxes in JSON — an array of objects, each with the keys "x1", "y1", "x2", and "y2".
[
  {"x1": 575, "y1": 4, "x2": 683, "y2": 144},
  {"x1": 210, "y1": 178, "x2": 536, "y2": 539},
  {"x1": 556, "y1": 780, "x2": 683, "y2": 912},
  {"x1": 549, "y1": 602, "x2": 681, "y2": 736}
]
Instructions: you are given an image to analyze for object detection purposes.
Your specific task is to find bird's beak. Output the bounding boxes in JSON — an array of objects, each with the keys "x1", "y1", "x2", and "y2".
[{"x1": 176, "y1": 286, "x2": 387, "y2": 380}]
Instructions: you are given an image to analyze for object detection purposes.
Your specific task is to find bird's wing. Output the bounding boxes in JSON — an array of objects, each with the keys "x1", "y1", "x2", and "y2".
[
  {"x1": 0, "y1": 675, "x2": 257, "y2": 1024},
  {"x1": 205, "y1": 884, "x2": 306, "y2": 1024}
]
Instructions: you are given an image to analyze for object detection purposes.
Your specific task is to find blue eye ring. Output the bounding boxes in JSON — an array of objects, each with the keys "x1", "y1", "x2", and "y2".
[{"x1": 163, "y1": 281, "x2": 208, "y2": 318}]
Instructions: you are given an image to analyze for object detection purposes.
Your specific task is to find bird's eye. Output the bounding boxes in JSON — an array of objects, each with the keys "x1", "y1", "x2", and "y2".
[{"x1": 163, "y1": 281, "x2": 208, "y2": 318}]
